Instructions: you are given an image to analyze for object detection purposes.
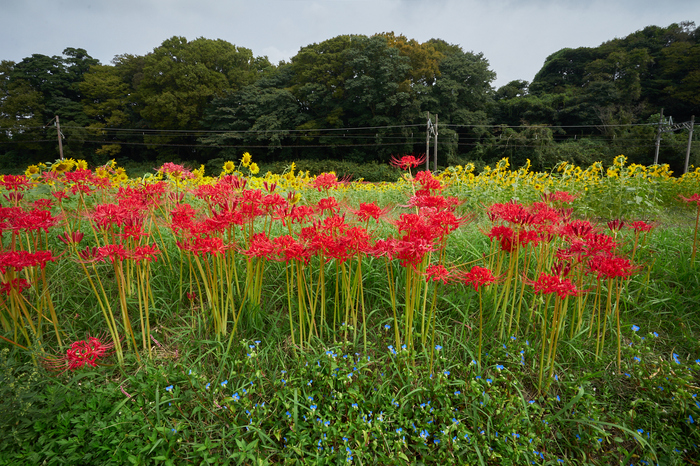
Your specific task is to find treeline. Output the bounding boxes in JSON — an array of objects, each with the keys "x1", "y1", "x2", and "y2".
[{"x1": 1, "y1": 22, "x2": 699, "y2": 175}]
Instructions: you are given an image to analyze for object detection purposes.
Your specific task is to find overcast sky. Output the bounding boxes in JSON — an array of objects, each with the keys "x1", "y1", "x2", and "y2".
[{"x1": 2, "y1": 0, "x2": 698, "y2": 88}]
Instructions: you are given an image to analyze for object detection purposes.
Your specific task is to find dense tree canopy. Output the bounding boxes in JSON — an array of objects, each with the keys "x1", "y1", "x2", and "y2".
[{"x1": 1, "y1": 23, "x2": 698, "y2": 174}]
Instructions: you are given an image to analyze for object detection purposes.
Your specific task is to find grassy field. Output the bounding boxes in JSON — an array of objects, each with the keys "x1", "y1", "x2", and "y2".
[{"x1": 1, "y1": 155, "x2": 699, "y2": 465}]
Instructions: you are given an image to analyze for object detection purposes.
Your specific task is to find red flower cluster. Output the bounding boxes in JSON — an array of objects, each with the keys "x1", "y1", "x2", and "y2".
[{"x1": 46, "y1": 336, "x2": 116, "y2": 372}]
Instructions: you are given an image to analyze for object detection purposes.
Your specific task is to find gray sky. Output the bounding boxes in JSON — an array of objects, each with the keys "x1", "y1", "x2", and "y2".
[{"x1": 2, "y1": 0, "x2": 698, "y2": 88}]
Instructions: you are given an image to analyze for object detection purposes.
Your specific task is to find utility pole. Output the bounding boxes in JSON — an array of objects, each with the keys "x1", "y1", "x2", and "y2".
[
  {"x1": 684, "y1": 115, "x2": 695, "y2": 174},
  {"x1": 654, "y1": 108, "x2": 663, "y2": 165},
  {"x1": 425, "y1": 112, "x2": 431, "y2": 171},
  {"x1": 433, "y1": 114, "x2": 438, "y2": 172}
]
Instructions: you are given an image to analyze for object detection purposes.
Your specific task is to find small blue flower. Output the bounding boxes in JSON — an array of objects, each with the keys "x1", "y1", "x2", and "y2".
[
  {"x1": 205, "y1": 382, "x2": 210, "y2": 389},
  {"x1": 165, "y1": 385, "x2": 173, "y2": 392},
  {"x1": 690, "y1": 415, "x2": 695, "y2": 424},
  {"x1": 384, "y1": 324, "x2": 391, "y2": 330},
  {"x1": 486, "y1": 378, "x2": 493, "y2": 384},
  {"x1": 632, "y1": 324, "x2": 640, "y2": 332},
  {"x1": 443, "y1": 370, "x2": 450, "y2": 376},
  {"x1": 496, "y1": 364, "x2": 504, "y2": 370},
  {"x1": 221, "y1": 380, "x2": 228, "y2": 387},
  {"x1": 454, "y1": 390, "x2": 461, "y2": 395},
  {"x1": 232, "y1": 392, "x2": 240, "y2": 401},
  {"x1": 307, "y1": 380, "x2": 313, "y2": 386},
  {"x1": 435, "y1": 345, "x2": 442, "y2": 351}
]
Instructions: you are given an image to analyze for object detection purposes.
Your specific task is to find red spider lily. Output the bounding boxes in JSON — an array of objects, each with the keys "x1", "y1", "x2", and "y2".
[
  {"x1": 170, "y1": 203, "x2": 198, "y2": 234},
  {"x1": 541, "y1": 191, "x2": 578, "y2": 205},
  {"x1": 176, "y1": 236, "x2": 229, "y2": 257},
  {"x1": 261, "y1": 192, "x2": 287, "y2": 215},
  {"x1": 7, "y1": 209, "x2": 60, "y2": 233},
  {"x1": 527, "y1": 202, "x2": 562, "y2": 226},
  {"x1": 586, "y1": 252, "x2": 638, "y2": 280},
  {"x1": 3, "y1": 192, "x2": 24, "y2": 204},
  {"x1": 51, "y1": 190, "x2": 70, "y2": 202},
  {"x1": 559, "y1": 219, "x2": 595, "y2": 240},
  {"x1": 551, "y1": 260, "x2": 572, "y2": 278},
  {"x1": 606, "y1": 219, "x2": 625, "y2": 233},
  {"x1": 186, "y1": 291, "x2": 198, "y2": 301},
  {"x1": 414, "y1": 171, "x2": 443, "y2": 193},
  {"x1": 486, "y1": 225, "x2": 516, "y2": 252},
  {"x1": 0, "y1": 278, "x2": 32, "y2": 296},
  {"x1": 0, "y1": 250, "x2": 55, "y2": 273},
  {"x1": 367, "y1": 237, "x2": 399, "y2": 261},
  {"x1": 630, "y1": 220, "x2": 655, "y2": 233},
  {"x1": 78, "y1": 246, "x2": 99, "y2": 262},
  {"x1": 157, "y1": 162, "x2": 195, "y2": 180},
  {"x1": 457, "y1": 266, "x2": 496, "y2": 291},
  {"x1": 45, "y1": 336, "x2": 116, "y2": 372},
  {"x1": 242, "y1": 232, "x2": 276, "y2": 259},
  {"x1": 394, "y1": 237, "x2": 434, "y2": 269},
  {"x1": 312, "y1": 173, "x2": 340, "y2": 192},
  {"x1": 408, "y1": 194, "x2": 460, "y2": 210},
  {"x1": 680, "y1": 193, "x2": 700, "y2": 205},
  {"x1": 129, "y1": 244, "x2": 161, "y2": 263},
  {"x1": 97, "y1": 244, "x2": 128, "y2": 262},
  {"x1": 527, "y1": 272, "x2": 581, "y2": 299},
  {"x1": 288, "y1": 204, "x2": 316, "y2": 224},
  {"x1": 429, "y1": 210, "x2": 471, "y2": 240},
  {"x1": 390, "y1": 154, "x2": 426, "y2": 170},
  {"x1": 488, "y1": 201, "x2": 533, "y2": 226},
  {"x1": 583, "y1": 233, "x2": 618, "y2": 256},
  {"x1": 32, "y1": 198, "x2": 53, "y2": 210},
  {"x1": 273, "y1": 235, "x2": 311, "y2": 264},
  {"x1": 58, "y1": 230, "x2": 85, "y2": 245},
  {"x1": 316, "y1": 197, "x2": 340, "y2": 215},
  {"x1": 425, "y1": 264, "x2": 451, "y2": 284},
  {"x1": 352, "y1": 202, "x2": 391, "y2": 223},
  {"x1": 0, "y1": 174, "x2": 32, "y2": 191}
]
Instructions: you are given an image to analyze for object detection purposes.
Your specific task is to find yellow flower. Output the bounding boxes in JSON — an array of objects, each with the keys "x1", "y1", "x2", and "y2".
[
  {"x1": 25, "y1": 165, "x2": 41, "y2": 177},
  {"x1": 241, "y1": 152, "x2": 252, "y2": 167},
  {"x1": 223, "y1": 160, "x2": 236, "y2": 174},
  {"x1": 249, "y1": 163, "x2": 259, "y2": 175},
  {"x1": 52, "y1": 159, "x2": 76, "y2": 173},
  {"x1": 76, "y1": 159, "x2": 88, "y2": 170}
]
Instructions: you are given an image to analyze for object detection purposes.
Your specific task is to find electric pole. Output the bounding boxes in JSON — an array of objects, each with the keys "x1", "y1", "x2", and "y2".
[{"x1": 684, "y1": 115, "x2": 695, "y2": 174}]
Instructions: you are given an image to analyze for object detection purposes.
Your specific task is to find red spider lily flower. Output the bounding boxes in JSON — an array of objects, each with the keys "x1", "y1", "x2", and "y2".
[
  {"x1": 288, "y1": 204, "x2": 316, "y2": 224},
  {"x1": 273, "y1": 235, "x2": 311, "y2": 264},
  {"x1": 586, "y1": 252, "x2": 639, "y2": 280},
  {"x1": 78, "y1": 246, "x2": 99, "y2": 262},
  {"x1": 630, "y1": 220, "x2": 655, "y2": 233},
  {"x1": 312, "y1": 173, "x2": 340, "y2": 192},
  {"x1": 680, "y1": 193, "x2": 700, "y2": 206},
  {"x1": 551, "y1": 260, "x2": 572, "y2": 278},
  {"x1": 242, "y1": 232, "x2": 276, "y2": 259},
  {"x1": 527, "y1": 272, "x2": 581, "y2": 299},
  {"x1": 186, "y1": 291, "x2": 198, "y2": 302},
  {"x1": 367, "y1": 237, "x2": 399, "y2": 261},
  {"x1": 583, "y1": 233, "x2": 618, "y2": 256},
  {"x1": 45, "y1": 336, "x2": 116, "y2": 372},
  {"x1": 157, "y1": 162, "x2": 195, "y2": 180},
  {"x1": 408, "y1": 195, "x2": 460, "y2": 210},
  {"x1": 559, "y1": 219, "x2": 595, "y2": 240},
  {"x1": 129, "y1": 244, "x2": 161, "y2": 263},
  {"x1": 32, "y1": 198, "x2": 53, "y2": 210},
  {"x1": 541, "y1": 191, "x2": 578, "y2": 205},
  {"x1": 261, "y1": 192, "x2": 287, "y2": 215},
  {"x1": 97, "y1": 244, "x2": 128, "y2": 262},
  {"x1": 58, "y1": 230, "x2": 85, "y2": 245},
  {"x1": 425, "y1": 264, "x2": 451, "y2": 284},
  {"x1": 390, "y1": 154, "x2": 426, "y2": 170},
  {"x1": 456, "y1": 266, "x2": 497, "y2": 291},
  {"x1": 8, "y1": 209, "x2": 60, "y2": 233},
  {"x1": 414, "y1": 171, "x2": 443, "y2": 193},
  {"x1": 3, "y1": 192, "x2": 24, "y2": 204},
  {"x1": 488, "y1": 201, "x2": 533, "y2": 226},
  {"x1": 170, "y1": 203, "x2": 198, "y2": 234},
  {"x1": 263, "y1": 181, "x2": 277, "y2": 192},
  {"x1": 486, "y1": 225, "x2": 516, "y2": 252},
  {"x1": 176, "y1": 236, "x2": 229, "y2": 257},
  {"x1": 51, "y1": 190, "x2": 70, "y2": 202},
  {"x1": 316, "y1": 197, "x2": 340, "y2": 215},
  {"x1": 607, "y1": 219, "x2": 625, "y2": 233},
  {"x1": 0, "y1": 174, "x2": 32, "y2": 191},
  {"x1": 430, "y1": 210, "x2": 472, "y2": 239},
  {"x1": 352, "y1": 202, "x2": 391, "y2": 223},
  {"x1": 1, "y1": 278, "x2": 32, "y2": 296},
  {"x1": 394, "y1": 237, "x2": 434, "y2": 269},
  {"x1": 0, "y1": 250, "x2": 55, "y2": 273}
]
